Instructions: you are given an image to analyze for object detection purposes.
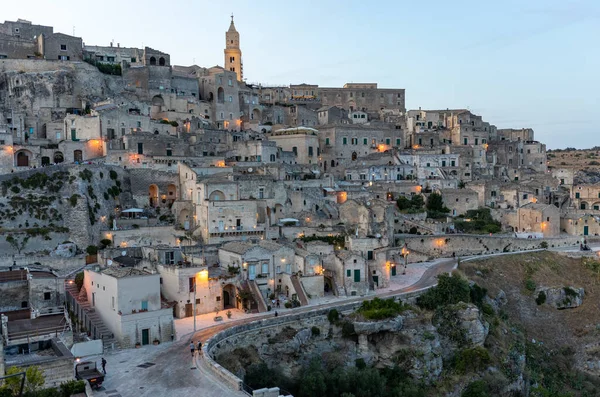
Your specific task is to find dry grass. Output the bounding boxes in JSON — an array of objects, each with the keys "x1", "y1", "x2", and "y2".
[
  {"x1": 548, "y1": 149, "x2": 600, "y2": 170},
  {"x1": 461, "y1": 251, "x2": 600, "y2": 354}
]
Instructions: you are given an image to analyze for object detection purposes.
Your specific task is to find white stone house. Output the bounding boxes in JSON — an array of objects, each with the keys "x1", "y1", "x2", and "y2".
[
  {"x1": 332, "y1": 251, "x2": 368, "y2": 296},
  {"x1": 83, "y1": 267, "x2": 174, "y2": 348}
]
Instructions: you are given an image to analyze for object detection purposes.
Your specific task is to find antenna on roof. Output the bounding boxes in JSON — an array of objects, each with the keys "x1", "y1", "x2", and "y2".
[{"x1": 72, "y1": 26, "x2": 75, "y2": 36}]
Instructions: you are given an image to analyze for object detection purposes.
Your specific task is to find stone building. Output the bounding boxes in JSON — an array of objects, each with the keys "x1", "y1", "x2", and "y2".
[
  {"x1": 82, "y1": 267, "x2": 174, "y2": 348},
  {"x1": 316, "y1": 106, "x2": 346, "y2": 125},
  {"x1": 571, "y1": 184, "x2": 600, "y2": 211},
  {"x1": 318, "y1": 124, "x2": 403, "y2": 172},
  {"x1": 332, "y1": 251, "x2": 368, "y2": 296},
  {"x1": 84, "y1": 43, "x2": 144, "y2": 66},
  {"x1": 561, "y1": 214, "x2": 600, "y2": 237},
  {"x1": 37, "y1": 33, "x2": 82, "y2": 61},
  {"x1": 440, "y1": 188, "x2": 479, "y2": 217},
  {"x1": 199, "y1": 67, "x2": 241, "y2": 130},
  {"x1": 269, "y1": 127, "x2": 320, "y2": 165},
  {"x1": 514, "y1": 202, "x2": 560, "y2": 237}
]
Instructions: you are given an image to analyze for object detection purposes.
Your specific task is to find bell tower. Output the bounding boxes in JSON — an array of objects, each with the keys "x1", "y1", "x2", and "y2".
[{"x1": 224, "y1": 14, "x2": 243, "y2": 81}]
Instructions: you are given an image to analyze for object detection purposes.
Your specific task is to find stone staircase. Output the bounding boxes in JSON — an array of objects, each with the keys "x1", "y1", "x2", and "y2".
[
  {"x1": 65, "y1": 283, "x2": 118, "y2": 351},
  {"x1": 290, "y1": 275, "x2": 309, "y2": 306},
  {"x1": 247, "y1": 280, "x2": 268, "y2": 313}
]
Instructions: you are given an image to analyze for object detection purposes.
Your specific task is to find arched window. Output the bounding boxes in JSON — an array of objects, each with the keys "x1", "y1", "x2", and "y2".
[
  {"x1": 159, "y1": 57, "x2": 166, "y2": 66},
  {"x1": 149, "y1": 56, "x2": 156, "y2": 65}
]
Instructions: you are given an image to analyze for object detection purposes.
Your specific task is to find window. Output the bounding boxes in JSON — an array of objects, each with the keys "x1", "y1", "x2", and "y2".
[
  {"x1": 491, "y1": 191, "x2": 497, "y2": 197},
  {"x1": 325, "y1": 138, "x2": 330, "y2": 146},
  {"x1": 292, "y1": 147, "x2": 298, "y2": 155},
  {"x1": 342, "y1": 137, "x2": 347, "y2": 145},
  {"x1": 351, "y1": 138, "x2": 358, "y2": 145},
  {"x1": 141, "y1": 300, "x2": 148, "y2": 310},
  {"x1": 385, "y1": 138, "x2": 390, "y2": 145},
  {"x1": 44, "y1": 292, "x2": 51, "y2": 300},
  {"x1": 308, "y1": 147, "x2": 313, "y2": 157},
  {"x1": 131, "y1": 57, "x2": 136, "y2": 62},
  {"x1": 189, "y1": 277, "x2": 195, "y2": 292},
  {"x1": 216, "y1": 296, "x2": 221, "y2": 302},
  {"x1": 137, "y1": 143, "x2": 143, "y2": 154},
  {"x1": 363, "y1": 138, "x2": 368, "y2": 145},
  {"x1": 463, "y1": 138, "x2": 468, "y2": 145},
  {"x1": 228, "y1": 78, "x2": 232, "y2": 86},
  {"x1": 346, "y1": 269, "x2": 351, "y2": 277},
  {"x1": 60, "y1": 44, "x2": 67, "y2": 51},
  {"x1": 396, "y1": 138, "x2": 401, "y2": 146},
  {"x1": 258, "y1": 187, "x2": 264, "y2": 199},
  {"x1": 229, "y1": 95, "x2": 233, "y2": 102},
  {"x1": 166, "y1": 149, "x2": 172, "y2": 156},
  {"x1": 261, "y1": 263, "x2": 269, "y2": 275},
  {"x1": 354, "y1": 269, "x2": 361, "y2": 282}
]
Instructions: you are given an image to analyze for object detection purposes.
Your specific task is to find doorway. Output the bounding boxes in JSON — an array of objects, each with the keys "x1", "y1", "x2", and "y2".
[
  {"x1": 223, "y1": 291, "x2": 230, "y2": 307},
  {"x1": 185, "y1": 303, "x2": 193, "y2": 317},
  {"x1": 141, "y1": 329, "x2": 150, "y2": 345},
  {"x1": 391, "y1": 265, "x2": 397, "y2": 276},
  {"x1": 584, "y1": 226, "x2": 589, "y2": 236},
  {"x1": 373, "y1": 275, "x2": 379, "y2": 287}
]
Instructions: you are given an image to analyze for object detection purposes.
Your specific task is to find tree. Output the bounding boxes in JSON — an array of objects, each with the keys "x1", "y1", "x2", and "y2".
[
  {"x1": 396, "y1": 196, "x2": 411, "y2": 211},
  {"x1": 417, "y1": 273, "x2": 471, "y2": 310},
  {"x1": 6, "y1": 234, "x2": 29, "y2": 254},
  {"x1": 74, "y1": 272, "x2": 84, "y2": 292},
  {"x1": 2, "y1": 366, "x2": 45, "y2": 395},
  {"x1": 426, "y1": 192, "x2": 449, "y2": 213},
  {"x1": 409, "y1": 194, "x2": 424, "y2": 210}
]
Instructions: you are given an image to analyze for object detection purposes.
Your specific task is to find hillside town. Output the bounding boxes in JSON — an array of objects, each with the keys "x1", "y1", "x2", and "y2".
[{"x1": 0, "y1": 16, "x2": 597, "y2": 397}]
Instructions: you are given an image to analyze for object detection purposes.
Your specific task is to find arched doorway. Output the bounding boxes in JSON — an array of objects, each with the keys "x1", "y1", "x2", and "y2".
[
  {"x1": 167, "y1": 184, "x2": 177, "y2": 204},
  {"x1": 331, "y1": 159, "x2": 335, "y2": 168},
  {"x1": 149, "y1": 56, "x2": 156, "y2": 65},
  {"x1": 149, "y1": 184, "x2": 159, "y2": 207},
  {"x1": 208, "y1": 190, "x2": 225, "y2": 201},
  {"x1": 223, "y1": 284, "x2": 236, "y2": 309},
  {"x1": 351, "y1": 152, "x2": 358, "y2": 161},
  {"x1": 41, "y1": 156, "x2": 50, "y2": 166},
  {"x1": 151, "y1": 95, "x2": 164, "y2": 107},
  {"x1": 73, "y1": 150, "x2": 83, "y2": 163},
  {"x1": 217, "y1": 87, "x2": 224, "y2": 103},
  {"x1": 251, "y1": 109, "x2": 260, "y2": 121},
  {"x1": 15, "y1": 150, "x2": 31, "y2": 167},
  {"x1": 208, "y1": 92, "x2": 214, "y2": 102},
  {"x1": 53, "y1": 151, "x2": 64, "y2": 164},
  {"x1": 178, "y1": 209, "x2": 191, "y2": 230},
  {"x1": 159, "y1": 57, "x2": 166, "y2": 66}
]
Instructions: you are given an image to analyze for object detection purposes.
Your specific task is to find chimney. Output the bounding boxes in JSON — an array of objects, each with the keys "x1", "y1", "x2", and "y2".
[
  {"x1": 117, "y1": 43, "x2": 120, "y2": 48},
  {"x1": 110, "y1": 41, "x2": 113, "y2": 47}
]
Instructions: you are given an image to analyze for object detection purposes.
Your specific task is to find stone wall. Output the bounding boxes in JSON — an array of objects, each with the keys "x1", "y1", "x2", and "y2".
[
  {"x1": 202, "y1": 288, "x2": 428, "y2": 392},
  {"x1": 403, "y1": 235, "x2": 589, "y2": 258},
  {"x1": 0, "y1": 280, "x2": 28, "y2": 312}
]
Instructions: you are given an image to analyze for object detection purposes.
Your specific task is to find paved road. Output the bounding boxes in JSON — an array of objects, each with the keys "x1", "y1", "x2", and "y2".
[{"x1": 95, "y1": 257, "x2": 458, "y2": 397}]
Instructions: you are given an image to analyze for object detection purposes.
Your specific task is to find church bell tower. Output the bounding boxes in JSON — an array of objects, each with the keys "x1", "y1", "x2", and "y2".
[{"x1": 224, "y1": 14, "x2": 243, "y2": 81}]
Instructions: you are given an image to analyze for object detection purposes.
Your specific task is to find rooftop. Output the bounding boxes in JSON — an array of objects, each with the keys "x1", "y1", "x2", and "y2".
[{"x1": 101, "y1": 267, "x2": 149, "y2": 278}]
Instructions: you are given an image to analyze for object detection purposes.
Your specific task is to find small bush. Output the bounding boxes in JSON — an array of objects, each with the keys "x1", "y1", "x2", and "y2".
[
  {"x1": 357, "y1": 297, "x2": 410, "y2": 320},
  {"x1": 284, "y1": 302, "x2": 292, "y2": 309},
  {"x1": 540, "y1": 241, "x2": 548, "y2": 249},
  {"x1": 74, "y1": 272, "x2": 84, "y2": 291},
  {"x1": 525, "y1": 279, "x2": 536, "y2": 292},
  {"x1": 536, "y1": 291, "x2": 547, "y2": 305},
  {"x1": 481, "y1": 303, "x2": 495, "y2": 316},
  {"x1": 109, "y1": 170, "x2": 118, "y2": 180},
  {"x1": 86, "y1": 245, "x2": 98, "y2": 255},
  {"x1": 311, "y1": 326, "x2": 320, "y2": 336},
  {"x1": 417, "y1": 273, "x2": 471, "y2": 310},
  {"x1": 327, "y1": 309, "x2": 340, "y2": 324},
  {"x1": 69, "y1": 194, "x2": 79, "y2": 207},
  {"x1": 462, "y1": 380, "x2": 490, "y2": 397},
  {"x1": 10, "y1": 185, "x2": 20, "y2": 194},
  {"x1": 455, "y1": 346, "x2": 491, "y2": 374},
  {"x1": 341, "y1": 321, "x2": 355, "y2": 338},
  {"x1": 355, "y1": 358, "x2": 366, "y2": 369}
]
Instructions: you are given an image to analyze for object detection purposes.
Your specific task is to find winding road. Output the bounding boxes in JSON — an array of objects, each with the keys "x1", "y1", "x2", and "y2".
[{"x1": 96, "y1": 257, "x2": 457, "y2": 397}]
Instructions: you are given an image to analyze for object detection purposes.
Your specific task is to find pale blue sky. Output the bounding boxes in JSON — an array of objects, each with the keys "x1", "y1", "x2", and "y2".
[{"x1": 4, "y1": 0, "x2": 599, "y2": 149}]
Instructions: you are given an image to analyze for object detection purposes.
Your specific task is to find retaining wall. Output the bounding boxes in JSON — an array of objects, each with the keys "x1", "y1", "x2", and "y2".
[{"x1": 201, "y1": 288, "x2": 428, "y2": 393}]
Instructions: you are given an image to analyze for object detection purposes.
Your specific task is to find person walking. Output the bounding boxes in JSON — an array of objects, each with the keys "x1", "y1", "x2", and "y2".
[
  {"x1": 190, "y1": 341, "x2": 195, "y2": 357},
  {"x1": 197, "y1": 340, "x2": 202, "y2": 358},
  {"x1": 101, "y1": 357, "x2": 107, "y2": 374}
]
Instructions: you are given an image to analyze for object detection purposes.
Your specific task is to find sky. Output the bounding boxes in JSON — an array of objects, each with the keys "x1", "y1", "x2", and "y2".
[{"x1": 3, "y1": 0, "x2": 599, "y2": 149}]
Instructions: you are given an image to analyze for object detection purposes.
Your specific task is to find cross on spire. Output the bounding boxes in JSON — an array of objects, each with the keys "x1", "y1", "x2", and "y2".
[{"x1": 231, "y1": 13, "x2": 234, "y2": 22}]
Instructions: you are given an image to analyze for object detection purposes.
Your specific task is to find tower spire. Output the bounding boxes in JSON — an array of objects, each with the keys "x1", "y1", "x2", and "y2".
[{"x1": 231, "y1": 13, "x2": 234, "y2": 22}]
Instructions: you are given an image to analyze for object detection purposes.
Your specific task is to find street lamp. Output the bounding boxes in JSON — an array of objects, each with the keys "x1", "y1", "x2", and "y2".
[{"x1": 401, "y1": 245, "x2": 409, "y2": 275}]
